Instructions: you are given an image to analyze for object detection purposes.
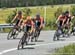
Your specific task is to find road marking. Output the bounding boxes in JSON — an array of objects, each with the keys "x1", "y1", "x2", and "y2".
[{"x1": 0, "y1": 41, "x2": 75, "y2": 55}]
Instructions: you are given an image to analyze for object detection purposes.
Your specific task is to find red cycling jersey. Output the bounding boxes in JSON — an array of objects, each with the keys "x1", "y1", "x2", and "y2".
[
  {"x1": 58, "y1": 15, "x2": 66, "y2": 21},
  {"x1": 24, "y1": 20, "x2": 34, "y2": 26}
]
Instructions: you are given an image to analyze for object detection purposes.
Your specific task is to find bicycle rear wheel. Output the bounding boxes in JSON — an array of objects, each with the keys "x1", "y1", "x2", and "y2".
[{"x1": 7, "y1": 29, "x2": 13, "y2": 40}]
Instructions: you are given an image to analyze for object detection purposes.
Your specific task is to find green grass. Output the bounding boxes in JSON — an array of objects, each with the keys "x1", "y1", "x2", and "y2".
[{"x1": 53, "y1": 44, "x2": 75, "y2": 55}]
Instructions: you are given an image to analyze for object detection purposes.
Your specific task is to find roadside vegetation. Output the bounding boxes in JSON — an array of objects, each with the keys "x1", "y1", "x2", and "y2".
[
  {"x1": 53, "y1": 44, "x2": 75, "y2": 55},
  {"x1": 0, "y1": 5, "x2": 75, "y2": 30}
]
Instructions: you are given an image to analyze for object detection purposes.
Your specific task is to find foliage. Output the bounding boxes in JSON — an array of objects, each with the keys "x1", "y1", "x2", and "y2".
[
  {"x1": 6, "y1": 8, "x2": 32, "y2": 23},
  {"x1": 70, "y1": 6, "x2": 75, "y2": 24},
  {"x1": 54, "y1": 44, "x2": 75, "y2": 55},
  {"x1": 6, "y1": 9, "x2": 17, "y2": 23},
  {"x1": 54, "y1": 7, "x2": 63, "y2": 18},
  {"x1": 1, "y1": 5, "x2": 75, "y2": 30},
  {"x1": 0, "y1": 0, "x2": 75, "y2": 8},
  {"x1": 22, "y1": 8, "x2": 32, "y2": 19}
]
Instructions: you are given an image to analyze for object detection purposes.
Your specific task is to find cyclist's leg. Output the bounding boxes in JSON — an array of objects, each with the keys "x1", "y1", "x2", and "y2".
[
  {"x1": 37, "y1": 22, "x2": 41, "y2": 35},
  {"x1": 24, "y1": 25, "x2": 28, "y2": 32},
  {"x1": 58, "y1": 21, "x2": 63, "y2": 33}
]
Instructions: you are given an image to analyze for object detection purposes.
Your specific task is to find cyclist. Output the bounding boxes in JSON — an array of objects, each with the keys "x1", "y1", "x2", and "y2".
[
  {"x1": 34, "y1": 14, "x2": 44, "y2": 30},
  {"x1": 64, "y1": 11, "x2": 75, "y2": 34},
  {"x1": 11, "y1": 11, "x2": 23, "y2": 27},
  {"x1": 22, "y1": 16, "x2": 34, "y2": 34},
  {"x1": 56, "y1": 12, "x2": 66, "y2": 29}
]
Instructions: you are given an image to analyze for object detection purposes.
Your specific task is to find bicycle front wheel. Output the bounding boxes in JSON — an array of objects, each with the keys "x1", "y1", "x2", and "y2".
[{"x1": 7, "y1": 29, "x2": 13, "y2": 40}]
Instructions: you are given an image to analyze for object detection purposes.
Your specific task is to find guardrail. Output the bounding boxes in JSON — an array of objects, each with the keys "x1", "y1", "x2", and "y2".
[{"x1": 0, "y1": 24, "x2": 14, "y2": 32}]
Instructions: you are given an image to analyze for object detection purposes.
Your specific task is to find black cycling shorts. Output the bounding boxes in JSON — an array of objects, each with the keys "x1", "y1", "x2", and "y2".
[
  {"x1": 59, "y1": 21, "x2": 63, "y2": 27},
  {"x1": 15, "y1": 19, "x2": 20, "y2": 26},
  {"x1": 24, "y1": 25, "x2": 31, "y2": 32},
  {"x1": 35, "y1": 21, "x2": 41, "y2": 28}
]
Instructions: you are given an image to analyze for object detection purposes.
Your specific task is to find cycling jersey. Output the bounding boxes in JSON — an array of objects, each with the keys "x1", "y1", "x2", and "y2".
[
  {"x1": 34, "y1": 17, "x2": 44, "y2": 24},
  {"x1": 66, "y1": 14, "x2": 72, "y2": 22},
  {"x1": 57, "y1": 15, "x2": 66, "y2": 27},
  {"x1": 24, "y1": 20, "x2": 34, "y2": 26},
  {"x1": 14, "y1": 14, "x2": 23, "y2": 25},
  {"x1": 23, "y1": 19, "x2": 34, "y2": 32},
  {"x1": 58, "y1": 15, "x2": 66, "y2": 21},
  {"x1": 15, "y1": 14, "x2": 23, "y2": 20}
]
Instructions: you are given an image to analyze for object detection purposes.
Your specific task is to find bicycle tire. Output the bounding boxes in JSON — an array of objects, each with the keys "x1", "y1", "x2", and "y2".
[
  {"x1": 17, "y1": 32, "x2": 28, "y2": 50},
  {"x1": 7, "y1": 29, "x2": 13, "y2": 40}
]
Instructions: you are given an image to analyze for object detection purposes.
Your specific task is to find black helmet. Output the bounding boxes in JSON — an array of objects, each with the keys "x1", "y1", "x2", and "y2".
[
  {"x1": 18, "y1": 11, "x2": 22, "y2": 15},
  {"x1": 65, "y1": 11, "x2": 69, "y2": 14},
  {"x1": 36, "y1": 13, "x2": 40, "y2": 17}
]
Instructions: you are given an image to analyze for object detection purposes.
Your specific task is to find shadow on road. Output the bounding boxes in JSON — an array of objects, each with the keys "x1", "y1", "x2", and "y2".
[
  {"x1": 18, "y1": 47, "x2": 35, "y2": 50},
  {"x1": 35, "y1": 40, "x2": 44, "y2": 42},
  {"x1": 14, "y1": 38, "x2": 21, "y2": 40},
  {"x1": 54, "y1": 39, "x2": 66, "y2": 41},
  {"x1": 59, "y1": 39, "x2": 66, "y2": 41},
  {"x1": 27, "y1": 43, "x2": 36, "y2": 45},
  {"x1": 23, "y1": 47, "x2": 35, "y2": 49},
  {"x1": 9, "y1": 38, "x2": 21, "y2": 40}
]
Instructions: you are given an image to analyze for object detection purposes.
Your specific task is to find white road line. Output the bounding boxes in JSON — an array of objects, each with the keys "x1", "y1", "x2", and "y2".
[{"x1": 0, "y1": 41, "x2": 75, "y2": 55}]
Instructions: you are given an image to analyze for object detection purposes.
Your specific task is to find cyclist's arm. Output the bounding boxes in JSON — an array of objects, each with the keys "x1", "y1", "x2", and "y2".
[
  {"x1": 67, "y1": 18, "x2": 69, "y2": 24},
  {"x1": 41, "y1": 18, "x2": 43, "y2": 25},
  {"x1": 31, "y1": 21, "x2": 34, "y2": 29},
  {"x1": 71, "y1": 16, "x2": 74, "y2": 19},
  {"x1": 18, "y1": 16, "x2": 23, "y2": 26},
  {"x1": 56, "y1": 16, "x2": 60, "y2": 24},
  {"x1": 62, "y1": 18, "x2": 66, "y2": 26},
  {"x1": 11, "y1": 14, "x2": 17, "y2": 23},
  {"x1": 21, "y1": 20, "x2": 26, "y2": 29}
]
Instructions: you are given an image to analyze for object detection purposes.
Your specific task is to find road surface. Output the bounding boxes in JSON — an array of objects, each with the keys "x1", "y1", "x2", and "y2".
[{"x1": 0, "y1": 31, "x2": 75, "y2": 55}]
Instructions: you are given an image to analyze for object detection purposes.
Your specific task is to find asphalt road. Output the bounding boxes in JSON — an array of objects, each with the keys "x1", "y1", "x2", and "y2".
[{"x1": 0, "y1": 31, "x2": 75, "y2": 55}]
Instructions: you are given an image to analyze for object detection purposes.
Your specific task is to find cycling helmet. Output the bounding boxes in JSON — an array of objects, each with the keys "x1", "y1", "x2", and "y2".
[
  {"x1": 65, "y1": 11, "x2": 69, "y2": 14},
  {"x1": 36, "y1": 13, "x2": 40, "y2": 18},
  {"x1": 18, "y1": 11, "x2": 22, "y2": 15}
]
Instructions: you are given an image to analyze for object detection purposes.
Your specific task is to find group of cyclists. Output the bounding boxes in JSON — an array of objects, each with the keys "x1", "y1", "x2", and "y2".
[
  {"x1": 54, "y1": 10, "x2": 75, "y2": 40},
  {"x1": 11, "y1": 10, "x2": 75, "y2": 38},
  {"x1": 7, "y1": 10, "x2": 75, "y2": 48},
  {"x1": 10, "y1": 10, "x2": 44, "y2": 41}
]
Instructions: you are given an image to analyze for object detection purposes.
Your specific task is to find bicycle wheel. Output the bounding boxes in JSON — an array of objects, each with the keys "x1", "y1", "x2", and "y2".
[
  {"x1": 35, "y1": 30, "x2": 39, "y2": 42},
  {"x1": 73, "y1": 31, "x2": 75, "y2": 36},
  {"x1": 17, "y1": 33, "x2": 28, "y2": 50},
  {"x1": 31, "y1": 31, "x2": 36, "y2": 42},
  {"x1": 13, "y1": 31, "x2": 19, "y2": 39},
  {"x1": 7, "y1": 29, "x2": 13, "y2": 40},
  {"x1": 53, "y1": 31, "x2": 60, "y2": 41},
  {"x1": 18, "y1": 38, "x2": 23, "y2": 50}
]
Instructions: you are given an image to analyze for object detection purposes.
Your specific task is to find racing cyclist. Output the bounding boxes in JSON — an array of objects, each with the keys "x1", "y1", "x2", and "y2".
[
  {"x1": 56, "y1": 12, "x2": 67, "y2": 34},
  {"x1": 11, "y1": 11, "x2": 23, "y2": 29},
  {"x1": 22, "y1": 16, "x2": 34, "y2": 34}
]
